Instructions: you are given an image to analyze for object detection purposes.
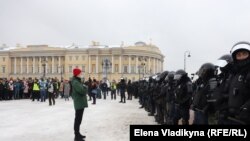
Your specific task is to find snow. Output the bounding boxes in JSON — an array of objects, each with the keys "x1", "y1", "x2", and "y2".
[{"x1": 0, "y1": 95, "x2": 156, "y2": 141}]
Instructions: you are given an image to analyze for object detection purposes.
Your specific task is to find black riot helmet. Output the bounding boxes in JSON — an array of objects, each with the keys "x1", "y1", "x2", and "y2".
[
  {"x1": 165, "y1": 71, "x2": 175, "y2": 82},
  {"x1": 215, "y1": 54, "x2": 233, "y2": 68},
  {"x1": 215, "y1": 54, "x2": 233, "y2": 74},
  {"x1": 197, "y1": 63, "x2": 216, "y2": 81},
  {"x1": 155, "y1": 71, "x2": 169, "y2": 82},
  {"x1": 149, "y1": 76, "x2": 153, "y2": 83},
  {"x1": 174, "y1": 69, "x2": 187, "y2": 81}
]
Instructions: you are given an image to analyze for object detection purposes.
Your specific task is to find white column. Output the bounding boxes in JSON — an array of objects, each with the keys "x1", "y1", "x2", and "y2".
[
  {"x1": 112, "y1": 55, "x2": 114, "y2": 73},
  {"x1": 88, "y1": 55, "x2": 91, "y2": 73},
  {"x1": 20, "y1": 57, "x2": 23, "y2": 74},
  {"x1": 46, "y1": 57, "x2": 48, "y2": 74},
  {"x1": 59, "y1": 56, "x2": 61, "y2": 73},
  {"x1": 14, "y1": 57, "x2": 16, "y2": 74},
  {"x1": 27, "y1": 57, "x2": 29, "y2": 74},
  {"x1": 159, "y1": 59, "x2": 161, "y2": 72},
  {"x1": 148, "y1": 57, "x2": 151, "y2": 74},
  {"x1": 156, "y1": 59, "x2": 159, "y2": 73},
  {"x1": 160, "y1": 60, "x2": 162, "y2": 72},
  {"x1": 39, "y1": 57, "x2": 41, "y2": 73},
  {"x1": 158, "y1": 59, "x2": 160, "y2": 73},
  {"x1": 128, "y1": 56, "x2": 131, "y2": 73},
  {"x1": 52, "y1": 56, "x2": 54, "y2": 73},
  {"x1": 96, "y1": 55, "x2": 98, "y2": 73},
  {"x1": 33, "y1": 57, "x2": 35, "y2": 73},
  {"x1": 136, "y1": 56, "x2": 138, "y2": 73},
  {"x1": 153, "y1": 58, "x2": 156, "y2": 74},
  {"x1": 119, "y1": 55, "x2": 122, "y2": 73}
]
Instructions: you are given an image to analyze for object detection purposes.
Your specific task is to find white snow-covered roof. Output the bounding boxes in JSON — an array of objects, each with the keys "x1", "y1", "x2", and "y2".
[{"x1": 0, "y1": 47, "x2": 16, "y2": 51}]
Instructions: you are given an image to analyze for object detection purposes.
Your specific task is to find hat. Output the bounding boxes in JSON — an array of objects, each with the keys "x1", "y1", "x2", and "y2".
[{"x1": 73, "y1": 68, "x2": 82, "y2": 76}]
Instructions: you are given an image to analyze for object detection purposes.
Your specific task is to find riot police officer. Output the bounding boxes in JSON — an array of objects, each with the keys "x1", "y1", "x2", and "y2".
[
  {"x1": 164, "y1": 71, "x2": 176, "y2": 124},
  {"x1": 212, "y1": 54, "x2": 233, "y2": 124},
  {"x1": 223, "y1": 41, "x2": 250, "y2": 124},
  {"x1": 148, "y1": 76, "x2": 156, "y2": 116},
  {"x1": 155, "y1": 71, "x2": 168, "y2": 124},
  {"x1": 192, "y1": 63, "x2": 218, "y2": 124},
  {"x1": 173, "y1": 69, "x2": 192, "y2": 125}
]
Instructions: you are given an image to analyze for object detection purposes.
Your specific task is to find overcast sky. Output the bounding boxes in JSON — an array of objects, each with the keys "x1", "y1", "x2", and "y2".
[{"x1": 1, "y1": 0, "x2": 250, "y2": 74}]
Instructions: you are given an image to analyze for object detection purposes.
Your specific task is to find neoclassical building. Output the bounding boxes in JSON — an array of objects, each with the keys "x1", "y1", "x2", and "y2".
[{"x1": 0, "y1": 42, "x2": 164, "y2": 81}]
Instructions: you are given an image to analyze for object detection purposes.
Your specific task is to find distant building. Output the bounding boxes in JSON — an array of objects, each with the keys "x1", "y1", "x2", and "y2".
[{"x1": 0, "y1": 42, "x2": 164, "y2": 81}]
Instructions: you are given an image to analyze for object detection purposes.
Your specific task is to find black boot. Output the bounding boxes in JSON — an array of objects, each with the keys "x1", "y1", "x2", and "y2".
[
  {"x1": 79, "y1": 133, "x2": 86, "y2": 138},
  {"x1": 74, "y1": 135, "x2": 84, "y2": 141}
]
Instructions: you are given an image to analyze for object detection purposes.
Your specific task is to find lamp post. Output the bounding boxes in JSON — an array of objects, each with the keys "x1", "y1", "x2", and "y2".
[
  {"x1": 58, "y1": 65, "x2": 64, "y2": 81},
  {"x1": 141, "y1": 62, "x2": 146, "y2": 78},
  {"x1": 184, "y1": 51, "x2": 191, "y2": 72},
  {"x1": 138, "y1": 57, "x2": 147, "y2": 79},
  {"x1": 102, "y1": 58, "x2": 112, "y2": 81},
  {"x1": 41, "y1": 58, "x2": 47, "y2": 78}
]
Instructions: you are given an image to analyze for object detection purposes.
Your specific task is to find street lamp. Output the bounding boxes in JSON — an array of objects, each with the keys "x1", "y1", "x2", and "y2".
[
  {"x1": 58, "y1": 65, "x2": 64, "y2": 81},
  {"x1": 102, "y1": 58, "x2": 112, "y2": 81},
  {"x1": 41, "y1": 57, "x2": 47, "y2": 78},
  {"x1": 184, "y1": 51, "x2": 191, "y2": 72},
  {"x1": 138, "y1": 57, "x2": 147, "y2": 79}
]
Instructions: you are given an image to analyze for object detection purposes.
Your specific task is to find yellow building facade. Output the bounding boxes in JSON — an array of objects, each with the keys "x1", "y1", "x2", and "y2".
[{"x1": 0, "y1": 42, "x2": 164, "y2": 81}]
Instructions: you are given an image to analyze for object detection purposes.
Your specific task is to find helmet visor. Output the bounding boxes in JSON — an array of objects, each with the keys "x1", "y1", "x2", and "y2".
[
  {"x1": 215, "y1": 60, "x2": 228, "y2": 68},
  {"x1": 174, "y1": 74, "x2": 182, "y2": 80}
]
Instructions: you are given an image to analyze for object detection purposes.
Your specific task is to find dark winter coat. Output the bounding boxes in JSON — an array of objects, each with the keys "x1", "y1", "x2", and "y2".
[{"x1": 71, "y1": 76, "x2": 88, "y2": 110}]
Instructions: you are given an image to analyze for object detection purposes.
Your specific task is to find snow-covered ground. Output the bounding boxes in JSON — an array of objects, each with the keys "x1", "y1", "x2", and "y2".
[{"x1": 0, "y1": 95, "x2": 156, "y2": 141}]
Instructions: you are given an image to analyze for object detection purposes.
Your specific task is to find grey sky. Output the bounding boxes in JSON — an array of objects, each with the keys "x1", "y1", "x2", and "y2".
[{"x1": 1, "y1": 0, "x2": 250, "y2": 74}]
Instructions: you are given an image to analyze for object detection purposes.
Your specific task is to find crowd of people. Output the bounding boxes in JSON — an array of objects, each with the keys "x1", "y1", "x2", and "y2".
[
  {"x1": 0, "y1": 77, "x2": 72, "y2": 105},
  {"x1": 0, "y1": 74, "x2": 136, "y2": 106}
]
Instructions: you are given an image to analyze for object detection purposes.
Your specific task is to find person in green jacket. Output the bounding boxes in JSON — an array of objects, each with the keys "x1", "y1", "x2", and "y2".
[{"x1": 71, "y1": 68, "x2": 88, "y2": 141}]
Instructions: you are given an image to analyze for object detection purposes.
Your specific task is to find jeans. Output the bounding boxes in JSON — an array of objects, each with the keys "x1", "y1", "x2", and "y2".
[{"x1": 40, "y1": 89, "x2": 47, "y2": 102}]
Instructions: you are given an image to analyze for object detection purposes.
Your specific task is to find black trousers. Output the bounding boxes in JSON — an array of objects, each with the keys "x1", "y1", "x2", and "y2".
[
  {"x1": 111, "y1": 90, "x2": 116, "y2": 100},
  {"x1": 48, "y1": 92, "x2": 55, "y2": 105},
  {"x1": 74, "y1": 108, "x2": 84, "y2": 136},
  {"x1": 120, "y1": 92, "x2": 126, "y2": 103},
  {"x1": 92, "y1": 93, "x2": 96, "y2": 104}
]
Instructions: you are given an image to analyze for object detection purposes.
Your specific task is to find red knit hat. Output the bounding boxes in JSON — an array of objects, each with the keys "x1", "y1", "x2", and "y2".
[{"x1": 73, "y1": 68, "x2": 82, "y2": 76}]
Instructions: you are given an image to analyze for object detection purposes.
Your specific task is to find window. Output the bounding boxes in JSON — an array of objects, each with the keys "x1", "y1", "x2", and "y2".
[
  {"x1": 131, "y1": 65, "x2": 135, "y2": 73},
  {"x1": 82, "y1": 56, "x2": 85, "y2": 60},
  {"x1": 75, "y1": 56, "x2": 79, "y2": 61},
  {"x1": 69, "y1": 56, "x2": 72, "y2": 61},
  {"x1": 37, "y1": 66, "x2": 39, "y2": 73},
  {"x1": 82, "y1": 65, "x2": 85, "y2": 72},
  {"x1": 131, "y1": 57, "x2": 134, "y2": 61},
  {"x1": 69, "y1": 66, "x2": 72, "y2": 73},
  {"x1": 92, "y1": 64, "x2": 96, "y2": 73},
  {"x1": 2, "y1": 66, "x2": 5, "y2": 73},
  {"x1": 123, "y1": 65, "x2": 128, "y2": 73},
  {"x1": 57, "y1": 66, "x2": 59, "y2": 73},
  {"x1": 91, "y1": 56, "x2": 96, "y2": 60},
  {"x1": 24, "y1": 68, "x2": 27, "y2": 73},
  {"x1": 47, "y1": 66, "x2": 51, "y2": 73},
  {"x1": 115, "y1": 64, "x2": 118, "y2": 72},
  {"x1": 3, "y1": 57, "x2": 5, "y2": 62}
]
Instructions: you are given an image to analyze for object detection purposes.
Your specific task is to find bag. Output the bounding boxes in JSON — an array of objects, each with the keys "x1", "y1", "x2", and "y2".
[{"x1": 91, "y1": 89, "x2": 97, "y2": 95}]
